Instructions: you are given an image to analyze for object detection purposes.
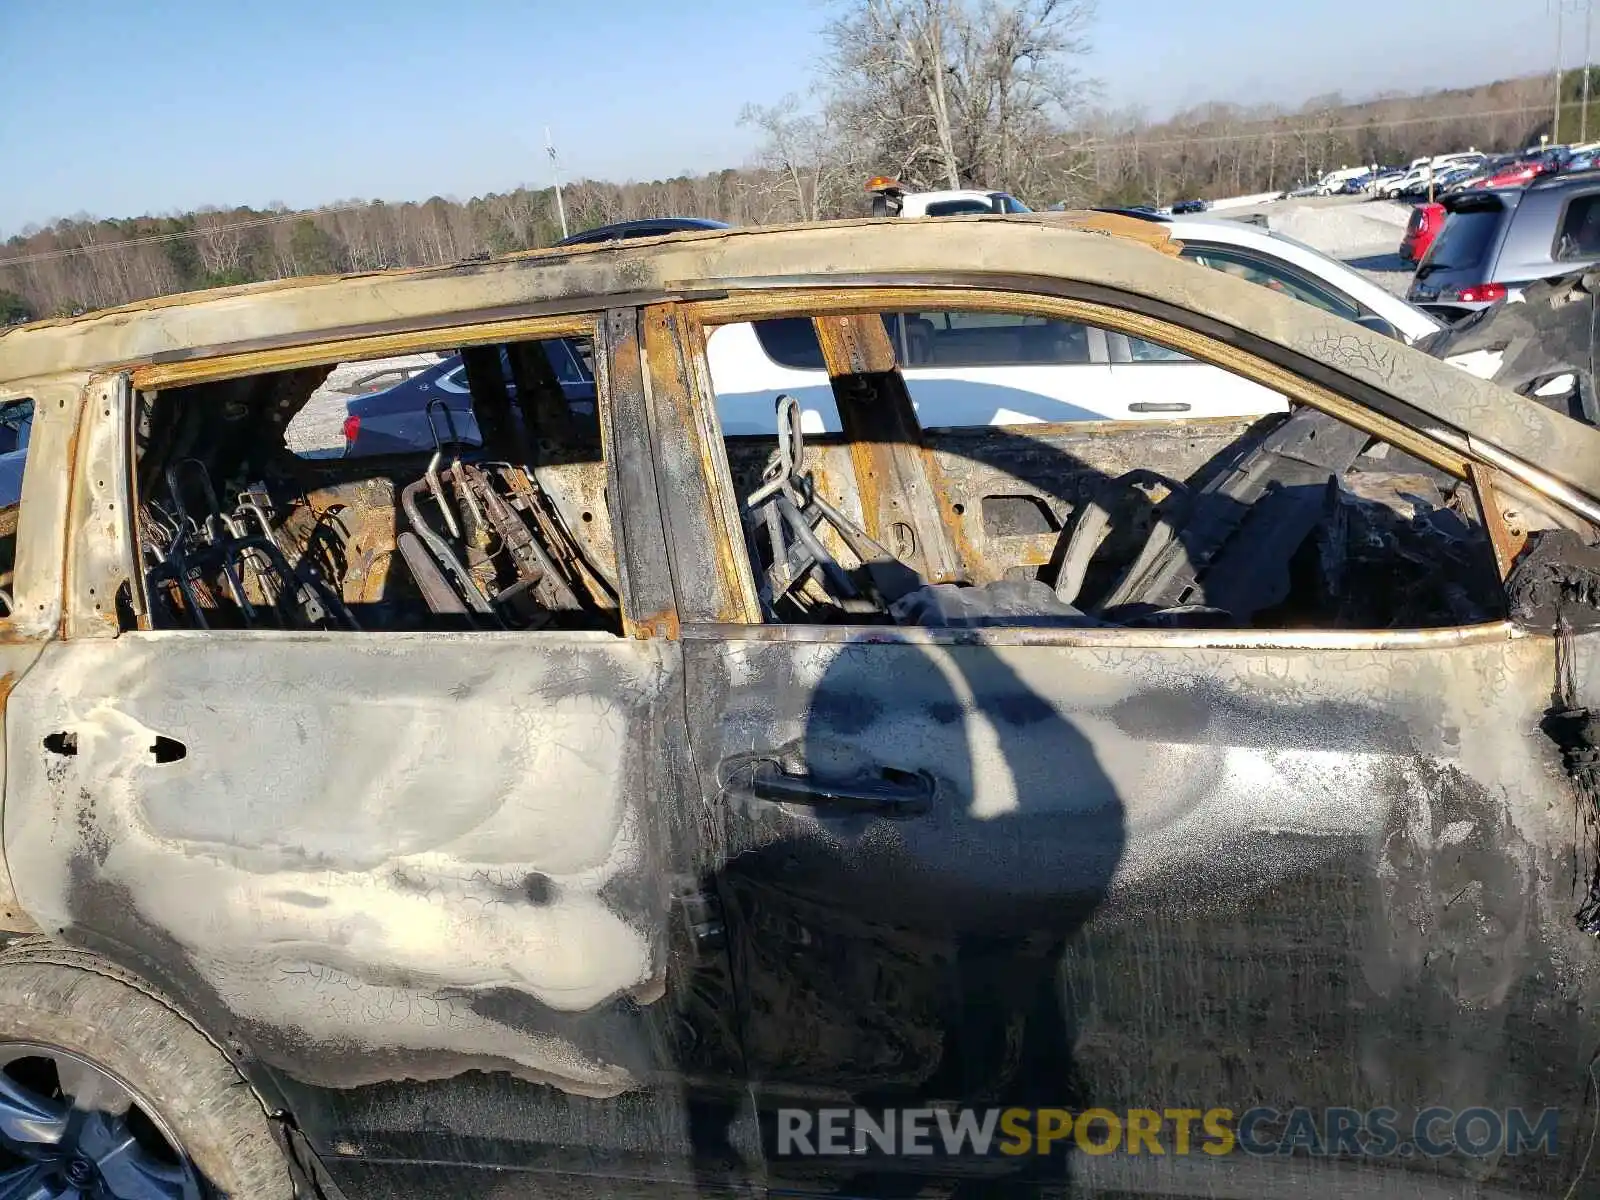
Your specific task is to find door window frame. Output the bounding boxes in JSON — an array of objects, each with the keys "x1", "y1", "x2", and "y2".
[
  {"x1": 656, "y1": 285, "x2": 1527, "y2": 650},
  {"x1": 76, "y1": 310, "x2": 675, "y2": 640},
  {"x1": 0, "y1": 375, "x2": 90, "y2": 641},
  {"x1": 1176, "y1": 243, "x2": 1364, "y2": 322},
  {"x1": 1551, "y1": 189, "x2": 1600, "y2": 261}
]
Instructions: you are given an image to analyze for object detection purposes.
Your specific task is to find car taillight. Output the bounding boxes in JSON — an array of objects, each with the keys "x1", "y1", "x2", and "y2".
[
  {"x1": 1442, "y1": 283, "x2": 1507, "y2": 304},
  {"x1": 342, "y1": 414, "x2": 361, "y2": 443}
]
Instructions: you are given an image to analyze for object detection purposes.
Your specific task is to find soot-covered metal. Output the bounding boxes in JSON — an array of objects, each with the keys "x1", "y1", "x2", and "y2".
[{"x1": 4, "y1": 219, "x2": 1600, "y2": 1196}]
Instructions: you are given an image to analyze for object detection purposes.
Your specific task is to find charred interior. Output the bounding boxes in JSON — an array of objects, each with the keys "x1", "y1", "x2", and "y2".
[
  {"x1": 129, "y1": 314, "x2": 1509, "y2": 636},
  {"x1": 130, "y1": 336, "x2": 623, "y2": 634},
  {"x1": 717, "y1": 315, "x2": 1510, "y2": 632}
]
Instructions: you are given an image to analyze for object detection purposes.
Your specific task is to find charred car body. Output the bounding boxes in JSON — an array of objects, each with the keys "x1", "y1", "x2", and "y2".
[{"x1": 1, "y1": 213, "x2": 1600, "y2": 1197}]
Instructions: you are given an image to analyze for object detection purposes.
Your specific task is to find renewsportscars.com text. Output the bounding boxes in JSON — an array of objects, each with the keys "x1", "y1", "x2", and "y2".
[{"x1": 775, "y1": 1106, "x2": 1561, "y2": 1159}]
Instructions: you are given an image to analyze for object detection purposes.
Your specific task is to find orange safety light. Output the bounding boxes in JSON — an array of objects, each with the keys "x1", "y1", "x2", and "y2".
[{"x1": 865, "y1": 176, "x2": 903, "y2": 194}]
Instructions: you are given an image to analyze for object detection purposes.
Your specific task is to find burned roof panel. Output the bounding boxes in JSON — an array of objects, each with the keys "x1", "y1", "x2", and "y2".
[{"x1": 4, "y1": 214, "x2": 1598, "y2": 504}]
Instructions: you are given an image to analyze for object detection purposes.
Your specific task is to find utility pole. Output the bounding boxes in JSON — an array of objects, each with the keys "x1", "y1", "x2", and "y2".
[
  {"x1": 1584, "y1": 0, "x2": 1594, "y2": 143},
  {"x1": 1556, "y1": 0, "x2": 1567, "y2": 146},
  {"x1": 545, "y1": 127, "x2": 569, "y2": 241}
]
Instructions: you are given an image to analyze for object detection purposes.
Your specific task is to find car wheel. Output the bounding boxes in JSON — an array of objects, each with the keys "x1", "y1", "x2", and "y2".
[{"x1": 0, "y1": 948, "x2": 291, "y2": 1198}]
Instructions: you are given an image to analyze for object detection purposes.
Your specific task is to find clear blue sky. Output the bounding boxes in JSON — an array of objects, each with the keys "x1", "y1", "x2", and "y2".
[{"x1": 0, "y1": 0, "x2": 1563, "y2": 234}]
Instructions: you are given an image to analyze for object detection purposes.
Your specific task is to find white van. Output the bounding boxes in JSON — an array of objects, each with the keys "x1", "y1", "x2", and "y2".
[{"x1": 1315, "y1": 166, "x2": 1374, "y2": 194}]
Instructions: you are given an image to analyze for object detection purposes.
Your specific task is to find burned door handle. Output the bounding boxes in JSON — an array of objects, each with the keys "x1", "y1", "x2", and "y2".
[
  {"x1": 746, "y1": 760, "x2": 933, "y2": 817},
  {"x1": 1128, "y1": 401, "x2": 1191, "y2": 413}
]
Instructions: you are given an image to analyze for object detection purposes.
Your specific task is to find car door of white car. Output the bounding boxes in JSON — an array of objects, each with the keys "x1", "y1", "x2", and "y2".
[
  {"x1": 888, "y1": 308, "x2": 1122, "y2": 427},
  {"x1": 1103, "y1": 330, "x2": 1291, "y2": 419},
  {"x1": 705, "y1": 310, "x2": 1123, "y2": 433}
]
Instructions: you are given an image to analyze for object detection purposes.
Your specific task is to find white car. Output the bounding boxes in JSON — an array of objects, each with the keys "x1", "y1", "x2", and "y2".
[
  {"x1": 349, "y1": 212, "x2": 1479, "y2": 449},
  {"x1": 1378, "y1": 154, "x2": 1484, "y2": 198},
  {"x1": 866, "y1": 178, "x2": 1032, "y2": 218},
  {"x1": 706, "y1": 212, "x2": 1458, "y2": 434},
  {"x1": 1315, "y1": 166, "x2": 1375, "y2": 194}
]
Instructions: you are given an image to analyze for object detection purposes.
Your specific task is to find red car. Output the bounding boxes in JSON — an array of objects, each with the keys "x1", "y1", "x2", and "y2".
[
  {"x1": 1463, "y1": 160, "x2": 1547, "y2": 190},
  {"x1": 1399, "y1": 202, "x2": 1445, "y2": 263}
]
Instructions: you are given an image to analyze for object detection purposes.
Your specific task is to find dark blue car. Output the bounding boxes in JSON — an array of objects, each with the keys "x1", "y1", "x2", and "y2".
[
  {"x1": 341, "y1": 218, "x2": 727, "y2": 457},
  {"x1": 0, "y1": 399, "x2": 32, "y2": 509},
  {"x1": 554, "y1": 216, "x2": 729, "y2": 244},
  {"x1": 341, "y1": 342, "x2": 595, "y2": 457}
]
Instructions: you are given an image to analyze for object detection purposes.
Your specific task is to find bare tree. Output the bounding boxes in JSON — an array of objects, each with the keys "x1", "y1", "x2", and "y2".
[
  {"x1": 820, "y1": 0, "x2": 1096, "y2": 192},
  {"x1": 194, "y1": 208, "x2": 246, "y2": 279},
  {"x1": 739, "y1": 95, "x2": 846, "y2": 221}
]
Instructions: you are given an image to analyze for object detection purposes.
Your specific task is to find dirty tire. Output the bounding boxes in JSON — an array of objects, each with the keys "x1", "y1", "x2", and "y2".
[{"x1": 0, "y1": 951, "x2": 292, "y2": 1198}]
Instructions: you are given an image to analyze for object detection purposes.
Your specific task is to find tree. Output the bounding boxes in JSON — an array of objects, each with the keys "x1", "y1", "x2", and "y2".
[
  {"x1": 287, "y1": 218, "x2": 340, "y2": 275},
  {"x1": 0, "y1": 290, "x2": 31, "y2": 325},
  {"x1": 194, "y1": 207, "x2": 248, "y2": 283},
  {"x1": 739, "y1": 95, "x2": 844, "y2": 222},
  {"x1": 819, "y1": 0, "x2": 1097, "y2": 192}
]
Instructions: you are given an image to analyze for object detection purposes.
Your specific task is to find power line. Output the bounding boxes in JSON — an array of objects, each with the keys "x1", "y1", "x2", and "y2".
[
  {"x1": 2, "y1": 98, "x2": 1593, "y2": 269},
  {"x1": 0, "y1": 202, "x2": 373, "y2": 268},
  {"x1": 1085, "y1": 98, "x2": 1591, "y2": 154}
]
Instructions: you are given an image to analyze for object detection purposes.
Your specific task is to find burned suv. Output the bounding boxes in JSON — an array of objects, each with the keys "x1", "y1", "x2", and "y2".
[{"x1": 0, "y1": 214, "x2": 1599, "y2": 1198}]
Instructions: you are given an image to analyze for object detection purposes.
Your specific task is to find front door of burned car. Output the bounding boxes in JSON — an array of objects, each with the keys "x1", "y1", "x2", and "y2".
[
  {"x1": 2, "y1": 311, "x2": 757, "y2": 1199},
  {"x1": 654, "y1": 295, "x2": 1600, "y2": 1198}
]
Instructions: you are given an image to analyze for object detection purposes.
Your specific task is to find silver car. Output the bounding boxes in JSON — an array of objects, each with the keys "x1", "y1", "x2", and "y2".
[{"x1": 1409, "y1": 170, "x2": 1600, "y2": 316}]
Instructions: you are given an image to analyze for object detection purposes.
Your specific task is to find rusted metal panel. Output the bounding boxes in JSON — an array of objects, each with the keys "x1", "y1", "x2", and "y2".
[
  {"x1": 1469, "y1": 462, "x2": 1534, "y2": 580},
  {"x1": 526, "y1": 460, "x2": 620, "y2": 602},
  {"x1": 678, "y1": 618, "x2": 1521, "y2": 650},
  {"x1": 813, "y1": 313, "x2": 963, "y2": 585},
  {"x1": 0, "y1": 376, "x2": 86, "y2": 641},
  {"x1": 681, "y1": 621, "x2": 1600, "y2": 1196},
  {"x1": 639, "y1": 305, "x2": 760, "y2": 625},
  {"x1": 0, "y1": 653, "x2": 45, "y2": 936},
  {"x1": 597, "y1": 309, "x2": 679, "y2": 640},
  {"x1": 64, "y1": 374, "x2": 137, "y2": 640},
  {"x1": 5, "y1": 630, "x2": 677, "y2": 1094}
]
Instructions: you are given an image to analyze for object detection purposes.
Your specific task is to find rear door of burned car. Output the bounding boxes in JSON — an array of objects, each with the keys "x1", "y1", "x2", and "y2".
[
  {"x1": 0, "y1": 371, "x2": 88, "y2": 940},
  {"x1": 645, "y1": 289, "x2": 1600, "y2": 1198},
  {"x1": 1, "y1": 312, "x2": 757, "y2": 1196}
]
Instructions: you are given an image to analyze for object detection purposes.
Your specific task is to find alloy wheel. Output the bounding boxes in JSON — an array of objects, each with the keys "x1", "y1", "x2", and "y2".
[{"x1": 0, "y1": 1043, "x2": 201, "y2": 1199}]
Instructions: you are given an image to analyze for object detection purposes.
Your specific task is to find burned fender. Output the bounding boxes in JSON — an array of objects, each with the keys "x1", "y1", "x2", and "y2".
[
  {"x1": 1510, "y1": 529, "x2": 1600, "y2": 932},
  {"x1": 1418, "y1": 269, "x2": 1600, "y2": 426}
]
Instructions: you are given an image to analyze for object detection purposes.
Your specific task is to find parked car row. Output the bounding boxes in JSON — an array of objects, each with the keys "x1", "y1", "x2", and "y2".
[{"x1": 340, "y1": 207, "x2": 1496, "y2": 459}]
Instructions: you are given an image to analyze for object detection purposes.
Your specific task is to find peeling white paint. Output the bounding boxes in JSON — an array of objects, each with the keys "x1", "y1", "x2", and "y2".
[{"x1": 5, "y1": 632, "x2": 670, "y2": 1093}]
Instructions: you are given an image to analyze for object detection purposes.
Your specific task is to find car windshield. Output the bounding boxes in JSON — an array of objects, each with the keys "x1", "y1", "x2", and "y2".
[
  {"x1": 924, "y1": 199, "x2": 998, "y2": 216},
  {"x1": 1423, "y1": 209, "x2": 1502, "y2": 271}
]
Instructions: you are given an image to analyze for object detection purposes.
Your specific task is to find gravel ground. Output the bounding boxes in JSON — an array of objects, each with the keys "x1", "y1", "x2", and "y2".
[{"x1": 1226, "y1": 193, "x2": 1416, "y2": 297}]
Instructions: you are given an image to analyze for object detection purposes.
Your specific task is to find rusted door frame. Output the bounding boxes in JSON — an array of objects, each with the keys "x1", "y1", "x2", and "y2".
[
  {"x1": 636, "y1": 303, "x2": 760, "y2": 626},
  {"x1": 0, "y1": 372, "x2": 89, "y2": 937},
  {"x1": 661, "y1": 285, "x2": 1549, "y2": 635}
]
